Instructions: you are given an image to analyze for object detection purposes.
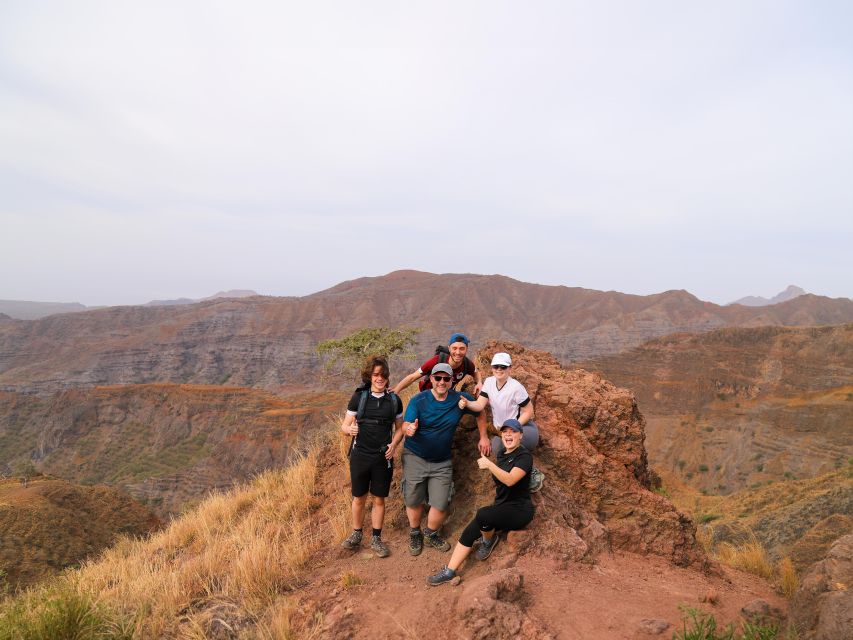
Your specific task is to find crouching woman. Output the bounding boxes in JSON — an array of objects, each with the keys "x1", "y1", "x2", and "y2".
[{"x1": 427, "y1": 419, "x2": 534, "y2": 585}]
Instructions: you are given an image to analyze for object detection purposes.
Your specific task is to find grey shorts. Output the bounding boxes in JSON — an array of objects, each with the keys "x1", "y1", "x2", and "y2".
[{"x1": 401, "y1": 450, "x2": 453, "y2": 511}]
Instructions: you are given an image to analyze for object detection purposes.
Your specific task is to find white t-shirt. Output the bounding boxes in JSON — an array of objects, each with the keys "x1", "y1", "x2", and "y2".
[{"x1": 480, "y1": 376, "x2": 530, "y2": 431}]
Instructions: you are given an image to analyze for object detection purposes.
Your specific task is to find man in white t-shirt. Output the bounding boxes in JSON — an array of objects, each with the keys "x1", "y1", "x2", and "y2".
[{"x1": 458, "y1": 352, "x2": 539, "y2": 456}]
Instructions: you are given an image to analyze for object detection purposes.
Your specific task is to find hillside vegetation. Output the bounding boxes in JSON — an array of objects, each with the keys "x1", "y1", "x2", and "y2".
[
  {"x1": 0, "y1": 385, "x2": 341, "y2": 516},
  {"x1": 0, "y1": 477, "x2": 160, "y2": 591},
  {"x1": 581, "y1": 323, "x2": 853, "y2": 493},
  {"x1": 659, "y1": 464, "x2": 853, "y2": 573}
]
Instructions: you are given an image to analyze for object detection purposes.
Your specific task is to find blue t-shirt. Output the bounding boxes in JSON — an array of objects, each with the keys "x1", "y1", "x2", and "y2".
[{"x1": 403, "y1": 389, "x2": 477, "y2": 462}]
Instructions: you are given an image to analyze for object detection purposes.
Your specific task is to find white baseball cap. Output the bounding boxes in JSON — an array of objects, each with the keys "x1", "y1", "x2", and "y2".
[{"x1": 490, "y1": 352, "x2": 512, "y2": 367}]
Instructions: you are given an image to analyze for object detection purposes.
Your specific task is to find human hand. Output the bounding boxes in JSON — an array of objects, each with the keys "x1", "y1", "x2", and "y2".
[
  {"x1": 458, "y1": 397, "x2": 468, "y2": 410},
  {"x1": 405, "y1": 419, "x2": 418, "y2": 437},
  {"x1": 348, "y1": 422, "x2": 359, "y2": 437},
  {"x1": 477, "y1": 455, "x2": 491, "y2": 470},
  {"x1": 478, "y1": 437, "x2": 492, "y2": 457},
  {"x1": 384, "y1": 443, "x2": 396, "y2": 460}
]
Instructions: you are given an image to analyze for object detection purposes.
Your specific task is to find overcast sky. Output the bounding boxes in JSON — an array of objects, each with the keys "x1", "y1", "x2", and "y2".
[{"x1": 2, "y1": 1, "x2": 851, "y2": 306}]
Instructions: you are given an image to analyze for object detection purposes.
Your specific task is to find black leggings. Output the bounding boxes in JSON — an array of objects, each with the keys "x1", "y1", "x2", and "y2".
[{"x1": 459, "y1": 502, "x2": 534, "y2": 547}]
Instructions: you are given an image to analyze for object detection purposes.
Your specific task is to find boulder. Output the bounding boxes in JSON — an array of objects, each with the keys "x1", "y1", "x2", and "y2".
[{"x1": 791, "y1": 534, "x2": 853, "y2": 640}]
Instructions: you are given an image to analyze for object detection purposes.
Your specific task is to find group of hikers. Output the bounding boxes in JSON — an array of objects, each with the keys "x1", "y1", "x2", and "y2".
[{"x1": 339, "y1": 332, "x2": 542, "y2": 586}]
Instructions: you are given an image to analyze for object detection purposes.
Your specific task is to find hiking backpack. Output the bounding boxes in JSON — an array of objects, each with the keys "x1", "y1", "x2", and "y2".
[
  {"x1": 418, "y1": 345, "x2": 476, "y2": 391},
  {"x1": 349, "y1": 385, "x2": 400, "y2": 457}
]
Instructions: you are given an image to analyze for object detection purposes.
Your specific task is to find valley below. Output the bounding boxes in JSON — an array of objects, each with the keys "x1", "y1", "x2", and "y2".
[{"x1": 0, "y1": 273, "x2": 850, "y2": 638}]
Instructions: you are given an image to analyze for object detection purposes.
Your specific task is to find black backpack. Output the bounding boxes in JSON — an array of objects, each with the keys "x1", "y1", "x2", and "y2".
[
  {"x1": 349, "y1": 384, "x2": 400, "y2": 457},
  {"x1": 420, "y1": 345, "x2": 475, "y2": 390},
  {"x1": 354, "y1": 384, "x2": 400, "y2": 424}
]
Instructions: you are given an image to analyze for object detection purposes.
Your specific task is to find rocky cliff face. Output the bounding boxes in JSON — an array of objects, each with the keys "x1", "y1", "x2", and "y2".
[
  {"x1": 579, "y1": 324, "x2": 853, "y2": 492},
  {"x1": 791, "y1": 534, "x2": 853, "y2": 640},
  {"x1": 2, "y1": 271, "x2": 852, "y2": 395},
  {"x1": 440, "y1": 340, "x2": 704, "y2": 567},
  {"x1": 0, "y1": 385, "x2": 341, "y2": 516}
]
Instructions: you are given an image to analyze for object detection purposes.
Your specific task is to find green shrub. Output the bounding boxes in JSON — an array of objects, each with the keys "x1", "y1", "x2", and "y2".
[
  {"x1": 673, "y1": 606, "x2": 780, "y2": 640},
  {"x1": 697, "y1": 513, "x2": 722, "y2": 524},
  {"x1": 0, "y1": 584, "x2": 132, "y2": 640},
  {"x1": 699, "y1": 464, "x2": 709, "y2": 473}
]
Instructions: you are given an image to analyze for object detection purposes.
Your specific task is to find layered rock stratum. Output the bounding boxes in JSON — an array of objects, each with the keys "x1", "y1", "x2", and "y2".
[
  {"x1": 0, "y1": 385, "x2": 341, "y2": 516},
  {"x1": 580, "y1": 323, "x2": 853, "y2": 492},
  {"x1": 2, "y1": 271, "x2": 852, "y2": 395}
]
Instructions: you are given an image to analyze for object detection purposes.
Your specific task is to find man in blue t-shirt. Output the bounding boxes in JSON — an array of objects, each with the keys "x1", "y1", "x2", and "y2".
[{"x1": 390, "y1": 362, "x2": 478, "y2": 556}]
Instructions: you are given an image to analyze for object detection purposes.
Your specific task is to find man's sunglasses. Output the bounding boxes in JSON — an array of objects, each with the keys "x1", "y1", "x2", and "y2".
[
  {"x1": 431, "y1": 375, "x2": 452, "y2": 382},
  {"x1": 491, "y1": 365, "x2": 508, "y2": 370}
]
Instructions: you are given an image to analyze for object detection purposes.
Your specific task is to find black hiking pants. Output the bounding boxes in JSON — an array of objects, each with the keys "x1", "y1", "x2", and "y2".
[{"x1": 459, "y1": 501, "x2": 534, "y2": 547}]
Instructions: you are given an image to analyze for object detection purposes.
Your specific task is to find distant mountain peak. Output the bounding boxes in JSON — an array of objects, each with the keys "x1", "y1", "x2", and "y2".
[
  {"x1": 730, "y1": 285, "x2": 807, "y2": 307},
  {"x1": 146, "y1": 290, "x2": 259, "y2": 307}
]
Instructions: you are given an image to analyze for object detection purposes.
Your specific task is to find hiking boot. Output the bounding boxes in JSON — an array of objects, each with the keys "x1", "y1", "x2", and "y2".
[
  {"x1": 371, "y1": 535, "x2": 390, "y2": 558},
  {"x1": 529, "y1": 466, "x2": 545, "y2": 493},
  {"x1": 341, "y1": 529, "x2": 363, "y2": 550},
  {"x1": 409, "y1": 530, "x2": 423, "y2": 556},
  {"x1": 424, "y1": 530, "x2": 451, "y2": 552},
  {"x1": 475, "y1": 534, "x2": 500, "y2": 561},
  {"x1": 426, "y1": 566, "x2": 456, "y2": 586}
]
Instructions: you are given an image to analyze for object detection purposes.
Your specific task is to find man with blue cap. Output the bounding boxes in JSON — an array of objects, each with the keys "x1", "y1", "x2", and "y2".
[{"x1": 393, "y1": 332, "x2": 490, "y2": 455}]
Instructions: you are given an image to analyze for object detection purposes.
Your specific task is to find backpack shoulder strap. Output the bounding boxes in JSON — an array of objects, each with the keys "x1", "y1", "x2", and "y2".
[
  {"x1": 464, "y1": 356, "x2": 475, "y2": 376},
  {"x1": 355, "y1": 389, "x2": 370, "y2": 422}
]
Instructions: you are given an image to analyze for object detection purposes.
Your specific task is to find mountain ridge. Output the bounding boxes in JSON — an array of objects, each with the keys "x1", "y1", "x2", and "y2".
[{"x1": 2, "y1": 271, "x2": 852, "y2": 396}]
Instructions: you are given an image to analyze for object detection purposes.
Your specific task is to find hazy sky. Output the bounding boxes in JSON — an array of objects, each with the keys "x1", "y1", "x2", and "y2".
[{"x1": 2, "y1": 1, "x2": 851, "y2": 306}]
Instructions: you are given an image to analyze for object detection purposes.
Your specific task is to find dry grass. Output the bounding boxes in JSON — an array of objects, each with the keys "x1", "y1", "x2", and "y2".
[
  {"x1": 715, "y1": 536, "x2": 773, "y2": 579},
  {"x1": 777, "y1": 556, "x2": 799, "y2": 598},
  {"x1": 0, "y1": 415, "x2": 346, "y2": 638},
  {"x1": 339, "y1": 570, "x2": 364, "y2": 589},
  {"x1": 695, "y1": 525, "x2": 714, "y2": 554}
]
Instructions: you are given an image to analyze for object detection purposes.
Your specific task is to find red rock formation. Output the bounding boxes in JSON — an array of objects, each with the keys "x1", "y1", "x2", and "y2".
[{"x1": 445, "y1": 341, "x2": 705, "y2": 568}]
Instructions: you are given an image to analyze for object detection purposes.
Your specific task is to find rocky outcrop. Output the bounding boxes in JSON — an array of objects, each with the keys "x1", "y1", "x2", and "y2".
[
  {"x1": 444, "y1": 341, "x2": 705, "y2": 567},
  {"x1": 457, "y1": 569, "x2": 554, "y2": 639},
  {"x1": 791, "y1": 534, "x2": 853, "y2": 640}
]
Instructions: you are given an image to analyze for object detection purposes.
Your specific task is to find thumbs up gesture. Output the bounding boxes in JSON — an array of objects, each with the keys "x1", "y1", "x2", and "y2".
[{"x1": 406, "y1": 419, "x2": 419, "y2": 437}]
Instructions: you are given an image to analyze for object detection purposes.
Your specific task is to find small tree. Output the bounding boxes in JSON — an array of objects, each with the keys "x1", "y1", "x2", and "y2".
[{"x1": 317, "y1": 327, "x2": 420, "y2": 379}]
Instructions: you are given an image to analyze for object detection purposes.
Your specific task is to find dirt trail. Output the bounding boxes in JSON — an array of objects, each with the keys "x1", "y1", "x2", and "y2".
[{"x1": 301, "y1": 525, "x2": 785, "y2": 639}]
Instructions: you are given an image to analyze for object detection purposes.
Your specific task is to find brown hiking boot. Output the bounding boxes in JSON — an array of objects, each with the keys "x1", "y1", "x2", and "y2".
[{"x1": 371, "y1": 535, "x2": 390, "y2": 558}]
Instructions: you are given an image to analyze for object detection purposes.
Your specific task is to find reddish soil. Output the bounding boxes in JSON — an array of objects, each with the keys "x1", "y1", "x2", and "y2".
[{"x1": 302, "y1": 526, "x2": 786, "y2": 640}]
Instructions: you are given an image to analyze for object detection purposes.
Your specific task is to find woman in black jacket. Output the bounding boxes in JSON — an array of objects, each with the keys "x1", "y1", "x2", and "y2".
[{"x1": 426, "y1": 418, "x2": 535, "y2": 585}]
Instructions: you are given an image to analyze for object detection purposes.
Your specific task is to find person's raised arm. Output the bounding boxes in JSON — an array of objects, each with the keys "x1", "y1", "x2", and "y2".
[
  {"x1": 392, "y1": 368, "x2": 424, "y2": 394},
  {"x1": 519, "y1": 400, "x2": 534, "y2": 425},
  {"x1": 457, "y1": 394, "x2": 488, "y2": 412},
  {"x1": 476, "y1": 456, "x2": 527, "y2": 485},
  {"x1": 473, "y1": 367, "x2": 483, "y2": 397}
]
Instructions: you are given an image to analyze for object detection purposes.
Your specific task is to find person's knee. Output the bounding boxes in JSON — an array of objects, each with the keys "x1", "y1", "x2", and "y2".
[
  {"x1": 522, "y1": 424, "x2": 539, "y2": 449},
  {"x1": 353, "y1": 494, "x2": 368, "y2": 504},
  {"x1": 371, "y1": 495, "x2": 385, "y2": 506}
]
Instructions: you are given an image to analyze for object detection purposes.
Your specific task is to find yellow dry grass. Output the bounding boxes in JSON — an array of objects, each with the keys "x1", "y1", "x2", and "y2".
[
  {"x1": 777, "y1": 556, "x2": 799, "y2": 598},
  {"x1": 715, "y1": 536, "x2": 773, "y2": 580},
  {"x1": 1, "y1": 416, "x2": 346, "y2": 638},
  {"x1": 339, "y1": 569, "x2": 364, "y2": 589}
]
